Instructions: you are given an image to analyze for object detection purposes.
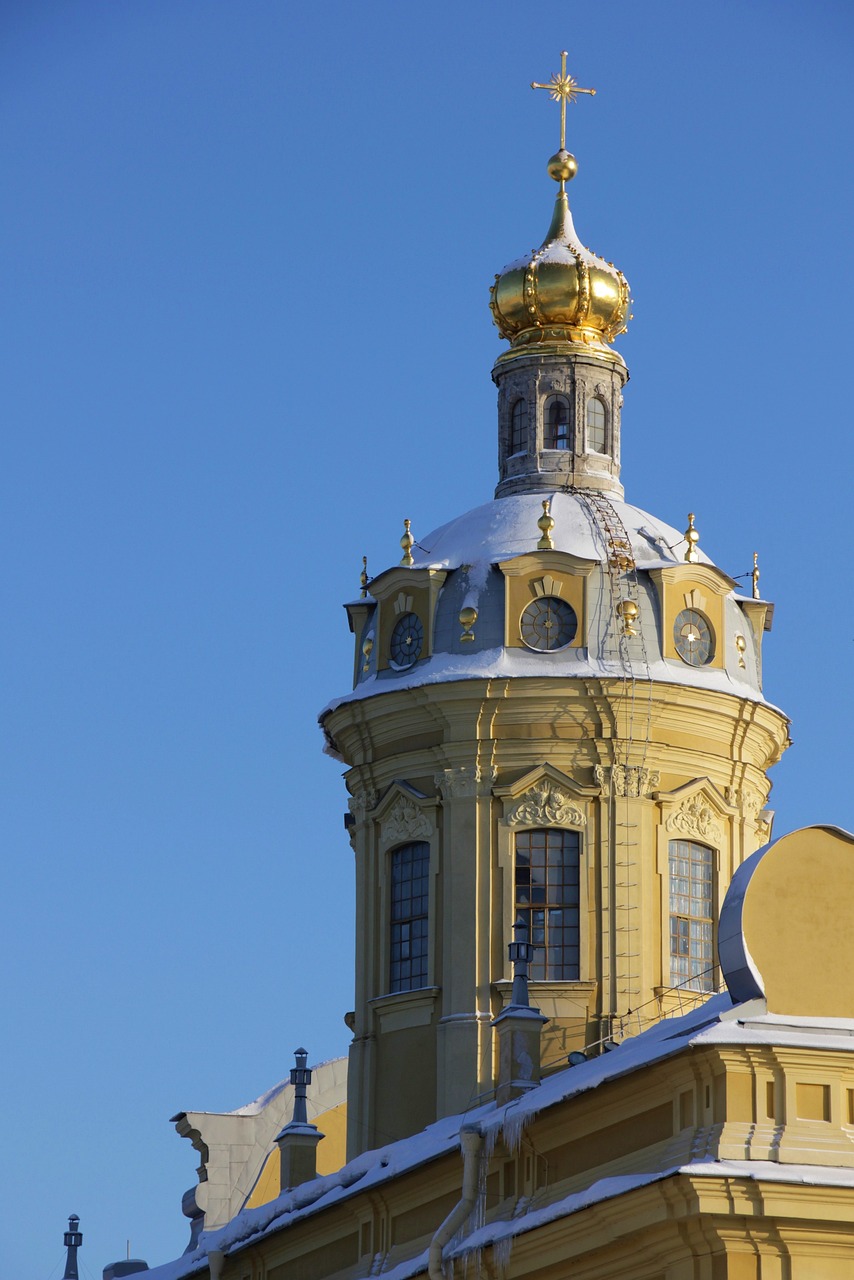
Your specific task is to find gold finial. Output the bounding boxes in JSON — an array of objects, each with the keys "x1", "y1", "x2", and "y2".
[
  {"x1": 752, "y1": 551, "x2": 760, "y2": 599},
  {"x1": 616, "y1": 599, "x2": 639, "y2": 636},
  {"x1": 359, "y1": 555, "x2": 368, "y2": 599},
  {"x1": 531, "y1": 51, "x2": 595, "y2": 191},
  {"x1": 683, "y1": 512, "x2": 700, "y2": 564},
  {"x1": 735, "y1": 633, "x2": 747, "y2": 669},
  {"x1": 537, "y1": 499, "x2": 555, "y2": 550},
  {"x1": 400, "y1": 518, "x2": 414, "y2": 567},
  {"x1": 459, "y1": 605, "x2": 478, "y2": 643},
  {"x1": 361, "y1": 633, "x2": 374, "y2": 673}
]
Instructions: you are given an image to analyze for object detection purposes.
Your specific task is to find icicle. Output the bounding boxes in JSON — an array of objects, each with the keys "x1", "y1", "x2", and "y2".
[
  {"x1": 493, "y1": 1235, "x2": 514, "y2": 1278},
  {"x1": 502, "y1": 1106, "x2": 534, "y2": 1156}
]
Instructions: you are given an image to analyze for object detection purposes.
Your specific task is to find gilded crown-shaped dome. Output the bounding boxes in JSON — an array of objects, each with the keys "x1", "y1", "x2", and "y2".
[
  {"x1": 489, "y1": 186, "x2": 630, "y2": 352},
  {"x1": 490, "y1": 53, "x2": 630, "y2": 355}
]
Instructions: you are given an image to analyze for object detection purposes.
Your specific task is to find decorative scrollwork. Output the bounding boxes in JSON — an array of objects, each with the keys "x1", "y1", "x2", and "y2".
[
  {"x1": 434, "y1": 765, "x2": 496, "y2": 799},
  {"x1": 508, "y1": 784, "x2": 586, "y2": 829},
  {"x1": 380, "y1": 798, "x2": 432, "y2": 848},
  {"x1": 594, "y1": 765, "x2": 660, "y2": 798},
  {"x1": 665, "y1": 796, "x2": 723, "y2": 846}
]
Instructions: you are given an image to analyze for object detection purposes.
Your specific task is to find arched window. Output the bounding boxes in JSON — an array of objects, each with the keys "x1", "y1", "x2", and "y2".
[
  {"x1": 544, "y1": 395, "x2": 571, "y2": 450},
  {"x1": 586, "y1": 397, "x2": 606, "y2": 454},
  {"x1": 669, "y1": 840, "x2": 714, "y2": 991},
  {"x1": 510, "y1": 399, "x2": 528, "y2": 455},
  {"x1": 515, "y1": 829, "x2": 580, "y2": 980},
  {"x1": 390, "y1": 841, "x2": 429, "y2": 992}
]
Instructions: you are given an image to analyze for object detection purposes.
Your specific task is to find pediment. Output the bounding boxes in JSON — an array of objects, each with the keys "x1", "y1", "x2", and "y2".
[
  {"x1": 494, "y1": 762, "x2": 599, "y2": 802},
  {"x1": 373, "y1": 780, "x2": 436, "y2": 850},
  {"x1": 655, "y1": 777, "x2": 736, "y2": 848},
  {"x1": 495, "y1": 763, "x2": 595, "y2": 831}
]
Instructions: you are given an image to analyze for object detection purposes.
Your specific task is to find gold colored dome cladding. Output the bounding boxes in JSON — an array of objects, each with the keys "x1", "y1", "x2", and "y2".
[{"x1": 489, "y1": 192, "x2": 631, "y2": 351}]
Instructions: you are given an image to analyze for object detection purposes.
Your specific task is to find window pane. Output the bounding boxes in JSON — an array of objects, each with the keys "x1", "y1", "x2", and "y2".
[
  {"x1": 390, "y1": 841, "x2": 429, "y2": 993},
  {"x1": 668, "y1": 840, "x2": 714, "y2": 991},
  {"x1": 586, "y1": 397, "x2": 606, "y2": 453},
  {"x1": 515, "y1": 829, "x2": 580, "y2": 980},
  {"x1": 544, "y1": 395, "x2": 571, "y2": 450},
  {"x1": 510, "y1": 399, "x2": 528, "y2": 455}
]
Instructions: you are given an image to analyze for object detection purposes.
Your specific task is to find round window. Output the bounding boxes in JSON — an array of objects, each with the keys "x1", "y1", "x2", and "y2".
[
  {"x1": 390, "y1": 613, "x2": 424, "y2": 668},
  {"x1": 520, "y1": 597, "x2": 578, "y2": 651},
  {"x1": 673, "y1": 609, "x2": 713, "y2": 666}
]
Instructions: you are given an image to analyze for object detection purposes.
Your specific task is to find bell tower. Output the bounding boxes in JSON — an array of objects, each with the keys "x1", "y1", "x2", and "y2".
[{"x1": 322, "y1": 54, "x2": 789, "y2": 1159}]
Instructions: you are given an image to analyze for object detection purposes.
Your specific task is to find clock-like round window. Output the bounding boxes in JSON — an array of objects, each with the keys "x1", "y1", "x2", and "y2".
[
  {"x1": 673, "y1": 609, "x2": 713, "y2": 666},
  {"x1": 520, "y1": 597, "x2": 578, "y2": 651},
  {"x1": 390, "y1": 612, "x2": 424, "y2": 668}
]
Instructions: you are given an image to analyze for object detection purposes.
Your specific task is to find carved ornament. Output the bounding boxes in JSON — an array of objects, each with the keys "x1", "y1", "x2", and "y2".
[
  {"x1": 665, "y1": 796, "x2": 723, "y2": 846},
  {"x1": 594, "y1": 764, "x2": 660, "y2": 798},
  {"x1": 434, "y1": 765, "x2": 496, "y2": 799},
  {"x1": 348, "y1": 787, "x2": 378, "y2": 820},
  {"x1": 507, "y1": 785, "x2": 586, "y2": 829},
  {"x1": 380, "y1": 797, "x2": 432, "y2": 847}
]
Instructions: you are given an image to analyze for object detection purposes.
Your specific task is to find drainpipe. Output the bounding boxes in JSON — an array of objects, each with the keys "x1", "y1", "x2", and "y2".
[{"x1": 428, "y1": 1126, "x2": 483, "y2": 1280}]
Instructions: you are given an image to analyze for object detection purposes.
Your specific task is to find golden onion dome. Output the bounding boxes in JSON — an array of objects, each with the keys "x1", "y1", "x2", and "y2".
[{"x1": 490, "y1": 156, "x2": 630, "y2": 353}]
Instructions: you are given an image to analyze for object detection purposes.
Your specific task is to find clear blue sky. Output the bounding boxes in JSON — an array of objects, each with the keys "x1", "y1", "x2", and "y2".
[{"x1": 3, "y1": 3, "x2": 853, "y2": 1277}]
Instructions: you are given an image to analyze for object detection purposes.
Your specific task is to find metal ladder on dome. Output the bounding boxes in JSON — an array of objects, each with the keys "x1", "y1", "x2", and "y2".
[{"x1": 572, "y1": 487, "x2": 654, "y2": 1023}]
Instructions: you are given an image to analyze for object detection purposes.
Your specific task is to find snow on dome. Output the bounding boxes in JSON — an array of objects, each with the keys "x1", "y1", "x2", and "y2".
[{"x1": 410, "y1": 491, "x2": 700, "y2": 573}]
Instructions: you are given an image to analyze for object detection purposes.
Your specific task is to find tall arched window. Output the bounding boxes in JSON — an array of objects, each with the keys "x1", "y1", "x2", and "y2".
[
  {"x1": 515, "y1": 829, "x2": 580, "y2": 980},
  {"x1": 544, "y1": 395, "x2": 571, "y2": 450},
  {"x1": 586, "y1": 397, "x2": 606, "y2": 454},
  {"x1": 669, "y1": 840, "x2": 714, "y2": 991},
  {"x1": 390, "y1": 841, "x2": 429, "y2": 993},
  {"x1": 510, "y1": 399, "x2": 528, "y2": 455}
]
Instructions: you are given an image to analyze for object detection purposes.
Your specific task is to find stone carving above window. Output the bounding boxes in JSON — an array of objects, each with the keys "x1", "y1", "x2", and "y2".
[
  {"x1": 665, "y1": 796, "x2": 723, "y2": 846},
  {"x1": 594, "y1": 764, "x2": 660, "y2": 798},
  {"x1": 507, "y1": 785, "x2": 586, "y2": 829},
  {"x1": 380, "y1": 798, "x2": 432, "y2": 848}
]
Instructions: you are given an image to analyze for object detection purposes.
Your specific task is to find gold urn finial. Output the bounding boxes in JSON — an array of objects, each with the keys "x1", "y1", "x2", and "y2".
[
  {"x1": 752, "y1": 551, "x2": 761, "y2": 600},
  {"x1": 459, "y1": 605, "x2": 478, "y2": 643},
  {"x1": 531, "y1": 51, "x2": 595, "y2": 193},
  {"x1": 683, "y1": 513, "x2": 700, "y2": 564},
  {"x1": 400, "y1": 518, "x2": 414, "y2": 567},
  {"x1": 359, "y1": 555, "x2": 369, "y2": 599},
  {"x1": 537, "y1": 499, "x2": 555, "y2": 550},
  {"x1": 361, "y1": 633, "x2": 374, "y2": 673}
]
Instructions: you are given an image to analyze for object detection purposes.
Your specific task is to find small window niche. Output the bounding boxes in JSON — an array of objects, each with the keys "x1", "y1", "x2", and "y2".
[
  {"x1": 544, "y1": 394, "x2": 571, "y2": 450},
  {"x1": 510, "y1": 399, "x2": 528, "y2": 456},
  {"x1": 586, "y1": 397, "x2": 607, "y2": 454}
]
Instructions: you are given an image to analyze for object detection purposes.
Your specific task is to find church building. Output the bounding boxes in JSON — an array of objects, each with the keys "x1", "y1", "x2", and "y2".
[{"x1": 135, "y1": 55, "x2": 854, "y2": 1280}]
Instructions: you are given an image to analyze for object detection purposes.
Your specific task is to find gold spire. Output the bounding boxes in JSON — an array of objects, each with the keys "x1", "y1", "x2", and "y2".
[
  {"x1": 683, "y1": 513, "x2": 700, "y2": 564},
  {"x1": 360, "y1": 555, "x2": 369, "y2": 599},
  {"x1": 752, "y1": 551, "x2": 761, "y2": 599},
  {"x1": 531, "y1": 51, "x2": 595, "y2": 191}
]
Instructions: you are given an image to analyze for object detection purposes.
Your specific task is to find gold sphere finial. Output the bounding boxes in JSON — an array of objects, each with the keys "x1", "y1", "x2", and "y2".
[
  {"x1": 361, "y1": 633, "x2": 374, "y2": 673},
  {"x1": 683, "y1": 512, "x2": 700, "y2": 564},
  {"x1": 537, "y1": 499, "x2": 555, "y2": 550},
  {"x1": 359, "y1": 555, "x2": 368, "y2": 599},
  {"x1": 547, "y1": 149, "x2": 578, "y2": 184},
  {"x1": 735, "y1": 633, "x2": 747, "y2": 669},
  {"x1": 400, "y1": 518, "x2": 414, "y2": 567},
  {"x1": 616, "y1": 598, "x2": 639, "y2": 636},
  {"x1": 459, "y1": 605, "x2": 478, "y2": 643},
  {"x1": 752, "y1": 551, "x2": 761, "y2": 600}
]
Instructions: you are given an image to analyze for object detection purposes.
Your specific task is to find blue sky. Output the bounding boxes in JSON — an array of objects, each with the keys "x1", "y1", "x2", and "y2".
[{"x1": 3, "y1": 3, "x2": 853, "y2": 1277}]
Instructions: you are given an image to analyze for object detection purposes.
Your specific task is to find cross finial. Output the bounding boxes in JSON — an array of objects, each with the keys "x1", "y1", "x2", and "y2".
[{"x1": 531, "y1": 51, "x2": 595, "y2": 185}]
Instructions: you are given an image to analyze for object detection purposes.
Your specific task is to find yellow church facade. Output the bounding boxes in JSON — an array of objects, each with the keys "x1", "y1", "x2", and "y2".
[{"x1": 149, "y1": 53, "x2": 853, "y2": 1280}]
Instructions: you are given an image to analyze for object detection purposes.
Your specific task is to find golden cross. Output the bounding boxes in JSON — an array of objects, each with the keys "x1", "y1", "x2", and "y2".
[{"x1": 531, "y1": 51, "x2": 596, "y2": 152}]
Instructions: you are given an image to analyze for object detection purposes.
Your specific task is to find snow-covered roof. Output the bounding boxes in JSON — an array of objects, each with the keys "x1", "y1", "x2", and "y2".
[
  {"x1": 407, "y1": 491, "x2": 695, "y2": 572},
  {"x1": 141, "y1": 993, "x2": 854, "y2": 1280}
]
